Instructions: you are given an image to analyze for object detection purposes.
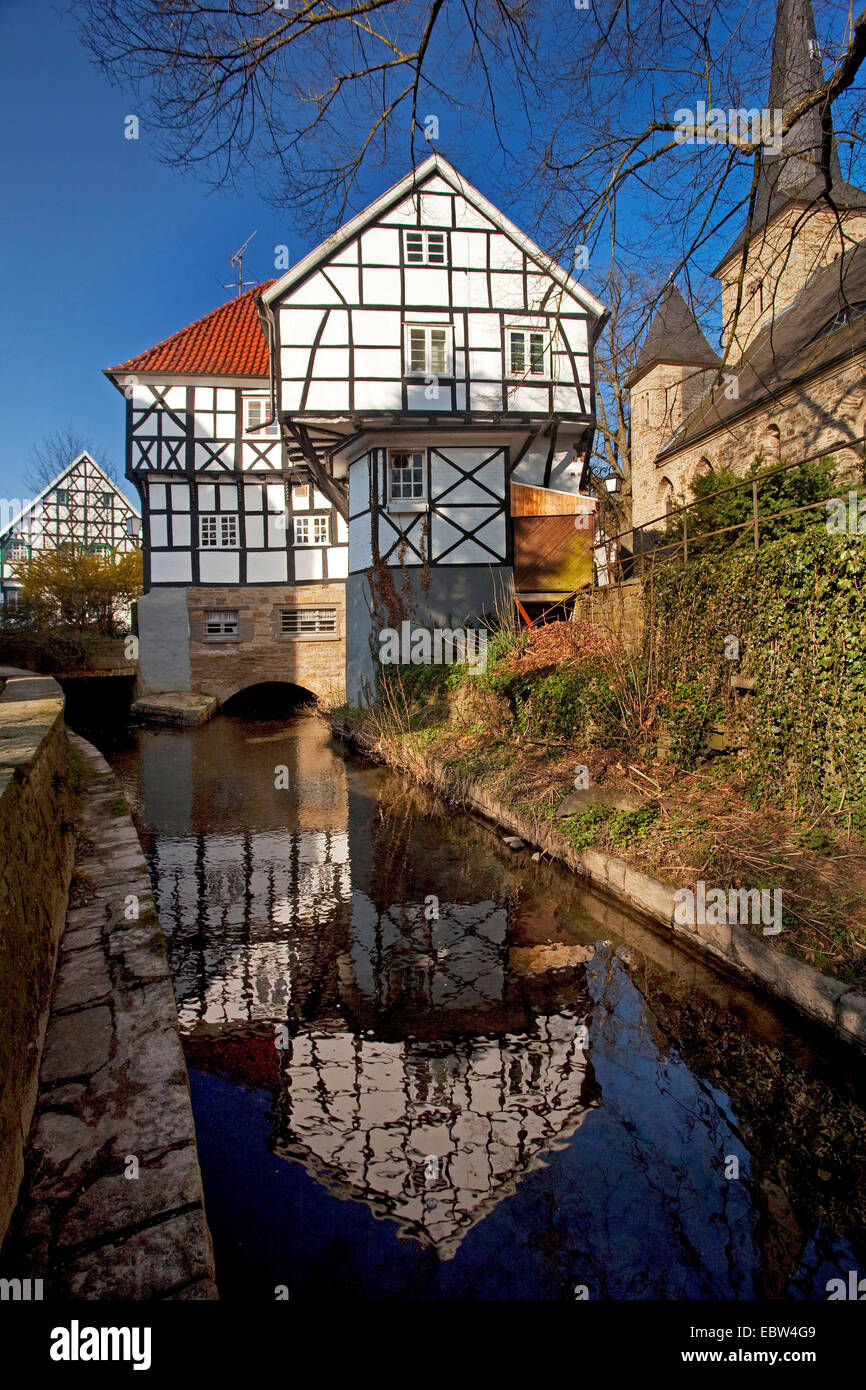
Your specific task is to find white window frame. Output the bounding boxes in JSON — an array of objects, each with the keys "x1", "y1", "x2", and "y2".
[
  {"x1": 405, "y1": 324, "x2": 452, "y2": 377},
  {"x1": 204, "y1": 609, "x2": 239, "y2": 636},
  {"x1": 507, "y1": 327, "x2": 549, "y2": 379},
  {"x1": 403, "y1": 228, "x2": 448, "y2": 267},
  {"x1": 294, "y1": 515, "x2": 329, "y2": 547},
  {"x1": 280, "y1": 607, "x2": 339, "y2": 638},
  {"x1": 243, "y1": 396, "x2": 279, "y2": 438},
  {"x1": 388, "y1": 450, "x2": 426, "y2": 507},
  {"x1": 199, "y1": 514, "x2": 239, "y2": 548}
]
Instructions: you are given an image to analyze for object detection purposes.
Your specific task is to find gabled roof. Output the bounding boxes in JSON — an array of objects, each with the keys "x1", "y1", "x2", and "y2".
[
  {"x1": 108, "y1": 281, "x2": 275, "y2": 379},
  {"x1": 713, "y1": 0, "x2": 866, "y2": 274},
  {"x1": 0, "y1": 451, "x2": 140, "y2": 543},
  {"x1": 657, "y1": 238, "x2": 866, "y2": 458},
  {"x1": 262, "y1": 153, "x2": 608, "y2": 330},
  {"x1": 627, "y1": 284, "x2": 721, "y2": 387}
]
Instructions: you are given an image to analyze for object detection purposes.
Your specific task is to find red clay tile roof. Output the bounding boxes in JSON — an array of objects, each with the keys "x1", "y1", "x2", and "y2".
[{"x1": 110, "y1": 281, "x2": 275, "y2": 378}]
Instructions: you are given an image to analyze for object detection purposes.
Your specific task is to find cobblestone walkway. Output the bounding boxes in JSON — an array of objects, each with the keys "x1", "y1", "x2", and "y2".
[{"x1": 5, "y1": 735, "x2": 217, "y2": 1299}]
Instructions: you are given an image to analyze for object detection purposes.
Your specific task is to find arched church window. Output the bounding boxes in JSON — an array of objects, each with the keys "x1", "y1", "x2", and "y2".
[{"x1": 765, "y1": 423, "x2": 781, "y2": 463}]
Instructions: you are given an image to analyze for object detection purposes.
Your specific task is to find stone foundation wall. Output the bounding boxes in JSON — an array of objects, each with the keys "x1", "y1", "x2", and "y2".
[
  {"x1": 572, "y1": 579, "x2": 645, "y2": 653},
  {"x1": 0, "y1": 668, "x2": 75, "y2": 1245},
  {"x1": 187, "y1": 583, "x2": 346, "y2": 705}
]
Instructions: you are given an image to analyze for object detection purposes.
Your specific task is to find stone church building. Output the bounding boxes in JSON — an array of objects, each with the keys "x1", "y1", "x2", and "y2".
[{"x1": 629, "y1": 0, "x2": 866, "y2": 531}]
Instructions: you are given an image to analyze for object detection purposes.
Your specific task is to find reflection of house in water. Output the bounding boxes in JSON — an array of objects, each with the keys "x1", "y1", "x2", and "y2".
[
  {"x1": 274, "y1": 1003, "x2": 596, "y2": 1260},
  {"x1": 142, "y1": 713, "x2": 353, "y2": 1028},
  {"x1": 272, "y1": 888, "x2": 598, "y2": 1259},
  {"x1": 144, "y1": 722, "x2": 600, "y2": 1258}
]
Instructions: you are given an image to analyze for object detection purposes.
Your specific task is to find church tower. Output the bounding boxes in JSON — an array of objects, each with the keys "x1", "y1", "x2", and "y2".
[
  {"x1": 627, "y1": 284, "x2": 721, "y2": 530},
  {"x1": 714, "y1": 0, "x2": 866, "y2": 361}
]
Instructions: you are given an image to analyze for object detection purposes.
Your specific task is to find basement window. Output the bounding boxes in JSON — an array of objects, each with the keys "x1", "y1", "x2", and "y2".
[
  {"x1": 204, "y1": 609, "x2": 239, "y2": 636},
  {"x1": 280, "y1": 607, "x2": 338, "y2": 636}
]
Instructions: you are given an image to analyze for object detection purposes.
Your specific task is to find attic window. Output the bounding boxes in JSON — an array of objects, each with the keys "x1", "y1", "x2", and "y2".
[
  {"x1": 812, "y1": 301, "x2": 866, "y2": 342},
  {"x1": 404, "y1": 229, "x2": 447, "y2": 266}
]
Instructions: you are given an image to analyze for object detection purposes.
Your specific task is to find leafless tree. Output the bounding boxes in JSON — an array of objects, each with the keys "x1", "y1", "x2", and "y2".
[
  {"x1": 25, "y1": 428, "x2": 118, "y2": 495},
  {"x1": 73, "y1": 1, "x2": 866, "y2": 290}
]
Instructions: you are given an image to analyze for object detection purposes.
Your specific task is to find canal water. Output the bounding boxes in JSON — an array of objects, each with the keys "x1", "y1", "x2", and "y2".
[{"x1": 78, "y1": 696, "x2": 866, "y2": 1301}]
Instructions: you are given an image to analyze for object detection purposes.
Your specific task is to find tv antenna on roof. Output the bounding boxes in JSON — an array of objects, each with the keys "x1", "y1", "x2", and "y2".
[{"x1": 225, "y1": 230, "x2": 258, "y2": 296}]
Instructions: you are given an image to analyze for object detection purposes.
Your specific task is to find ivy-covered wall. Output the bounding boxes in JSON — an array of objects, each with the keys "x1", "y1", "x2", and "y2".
[{"x1": 648, "y1": 531, "x2": 866, "y2": 825}]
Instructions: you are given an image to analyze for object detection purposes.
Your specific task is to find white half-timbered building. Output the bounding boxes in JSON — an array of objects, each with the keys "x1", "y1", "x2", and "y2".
[
  {"x1": 0, "y1": 451, "x2": 140, "y2": 607},
  {"x1": 258, "y1": 154, "x2": 606, "y2": 701},
  {"x1": 106, "y1": 286, "x2": 350, "y2": 705},
  {"x1": 108, "y1": 154, "x2": 605, "y2": 709}
]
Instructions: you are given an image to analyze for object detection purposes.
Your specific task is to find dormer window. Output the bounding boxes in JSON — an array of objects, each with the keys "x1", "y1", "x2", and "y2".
[{"x1": 404, "y1": 229, "x2": 447, "y2": 266}]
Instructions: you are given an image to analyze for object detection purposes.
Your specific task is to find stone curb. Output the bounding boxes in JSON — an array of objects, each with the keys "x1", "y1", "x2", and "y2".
[{"x1": 330, "y1": 716, "x2": 866, "y2": 1053}]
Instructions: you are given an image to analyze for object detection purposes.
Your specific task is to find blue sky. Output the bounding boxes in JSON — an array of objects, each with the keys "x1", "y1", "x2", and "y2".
[
  {"x1": 0, "y1": 1, "x2": 303, "y2": 503},
  {"x1": 1, "y1": 0, "x2": 860, "y2": 505},
  {"x1": 0, "y1": 1, "x2": 544, "y2": 506}
]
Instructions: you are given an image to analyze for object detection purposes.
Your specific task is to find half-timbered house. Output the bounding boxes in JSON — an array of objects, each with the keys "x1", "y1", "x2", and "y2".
[
  {"x1": 0, "y1": 451, "x2": 140, "y2": 607},
  {"x1": 108, "y1": 154, "x2": 605, "y2": 709},
  {"x1": 106, "y1": 286, "x2": 350, "y2": 705},
  {"x1": 258, "y1": 153, "x2": 606, "y2": 702}
]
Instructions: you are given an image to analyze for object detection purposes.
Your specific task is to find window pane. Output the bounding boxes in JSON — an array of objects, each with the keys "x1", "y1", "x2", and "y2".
[
  {"x1": 426, "y1": 232, "x2": 446, "y2": 264},
  {"x1": 409, "y1": 329, "x2": 427, "y2": 373},
  {"x1": 294, "y1": 517, "x2": 310, "y2": 544},
  {"x1": 510, "y1": 332, "x2": 525, "y2": 374},
  {"x1": 529, "y1": 333, "x2": 545, "y2": 375},
  {"x1": 200, "y1": 516, "x2": 218, "y2": 547},
  {"x1": 430, "y1": 329, "x2": 447, "y2": 375},
  {"x1": 220, "y1": 515, "x2": 238, "y2": 546},
  {"x1": 313, "y1": 517, "x2": 329, "y2": 544},
  {"x1": 405, "y1": 231, "x2": 424, "y2": 264},
  {"x1": 247, "y1": 400, "x2": 262, "y2": 428},
  {"x1": 390, "y1": 451, "x2": 424, "y2": 500}
]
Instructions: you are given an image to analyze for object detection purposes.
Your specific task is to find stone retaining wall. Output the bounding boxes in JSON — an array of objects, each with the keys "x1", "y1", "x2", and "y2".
[
  {"x1": 0, "y1": 667, "x2": 75, "y2": 1246},
  {"x1": 572, "y1": 578, "x2": 645, "y2": 652},
  {"x1": 4, "y1": 736, "x2": 217, "y2": 1298}
]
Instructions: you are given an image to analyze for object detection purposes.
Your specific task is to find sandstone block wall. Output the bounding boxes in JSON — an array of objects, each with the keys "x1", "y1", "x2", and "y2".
[
  {"x1": 187, "y1": 583, "x2": 346, "y2": 705},
  {"x1": 651, "y1": 350, "x2": 866, "y2": 521},
  {"x1": 572, "y1": 579, "x2": 645, "y2": 653},
  {"x1": 0, "y1": 668, "x2": 75, "y2": 1244}
]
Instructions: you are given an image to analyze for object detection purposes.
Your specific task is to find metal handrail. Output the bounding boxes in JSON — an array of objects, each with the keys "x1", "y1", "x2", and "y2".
[{"x1": 596, "y1": 434, "x2": 866, "y2": 582}]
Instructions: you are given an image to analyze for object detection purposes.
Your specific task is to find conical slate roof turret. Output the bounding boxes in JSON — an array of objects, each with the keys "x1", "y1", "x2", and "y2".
[{"x1": 627, "y1": 283, "x2": 720, "y2": 387}]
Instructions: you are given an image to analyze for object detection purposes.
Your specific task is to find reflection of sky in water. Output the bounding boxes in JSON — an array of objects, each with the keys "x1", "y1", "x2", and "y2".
[{"x1": 103, "y1": 713, "x2": 866, "y2": 1300}]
